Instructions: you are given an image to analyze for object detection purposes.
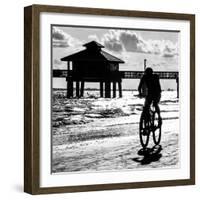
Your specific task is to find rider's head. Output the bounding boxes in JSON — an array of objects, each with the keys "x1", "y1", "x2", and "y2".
[{"x1": 145, "y1": 67, "x2": 153, "y2": 76}]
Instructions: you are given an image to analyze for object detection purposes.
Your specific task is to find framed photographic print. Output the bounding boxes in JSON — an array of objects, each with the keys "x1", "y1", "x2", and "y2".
[{"x1": 24, "y1": 4, "x2": 195, "y2": 194}]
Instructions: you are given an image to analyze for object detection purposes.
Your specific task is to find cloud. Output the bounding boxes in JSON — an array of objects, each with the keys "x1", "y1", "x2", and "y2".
[
  {"x1": 138, "y1": 40, "x2": 161, "y2": 54},
  {"x1": 101, "y1": 30, "x2": 124, "y2": 52},
  {"x1": 88, "y1": 34, "x2": 100, "y2": 42},
  {"x1": 140, "y1": 39, "x2": 178, "y2": 57},
  {"x1": 53, "y1": 58, "x2": 66, "y2": 69},
  {"x1": 100, "y1": 30, "x2": 144, "y2": 53},
  {"x1": 119, "y1": 31, "x2": 142, "y2": 52},
  {"x1": 97, "y1": 30, "x2": 178, "y2": 57},
  {"x1": 162, "y1": 42, "x2": 178, "y2": 57},
  {"x1": 104, "y1": 40, "x2": 123, "y2": 52},
  {"x1": 53, "y1": 59, "x2": 62, "y2": 65},
  {"x1": 52, "y1": 28, "x2": 66, "y2": 40},
  {"x1": 53, "y1": 41, "x2": 70, "y2": 48},
  {"x1": 52, "y1": 27, "x2": 81, "y2": 48}
]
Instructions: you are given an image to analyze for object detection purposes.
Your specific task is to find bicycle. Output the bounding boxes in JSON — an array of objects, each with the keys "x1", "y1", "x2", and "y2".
[{"x1": 139, "y1": 104, "x2": 162, "y2": 148}]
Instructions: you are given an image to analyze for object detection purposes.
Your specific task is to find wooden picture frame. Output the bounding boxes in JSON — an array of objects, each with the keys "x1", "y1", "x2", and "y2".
[{"x1": 24, "y1": 4, "x2": 195, "y2": 194}]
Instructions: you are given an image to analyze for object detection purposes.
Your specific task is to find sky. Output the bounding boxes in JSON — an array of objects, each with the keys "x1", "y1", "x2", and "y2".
[{"x1": 52, "y1": 25, "x2": 179, "y2": 90}]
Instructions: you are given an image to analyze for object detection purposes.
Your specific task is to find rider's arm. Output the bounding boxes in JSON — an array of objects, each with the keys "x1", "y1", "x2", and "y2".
[
  {"x1": 157, "y1": 75, "x2": 162, "y2": 93},
  {"x1": 138, "y1": 76, "x2": 145, "y2": 95}
]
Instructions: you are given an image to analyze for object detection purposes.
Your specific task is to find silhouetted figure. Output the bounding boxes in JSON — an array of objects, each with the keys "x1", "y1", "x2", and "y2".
[{"x1": 138, "y1": 67, "x2": 162, "y2": 119}]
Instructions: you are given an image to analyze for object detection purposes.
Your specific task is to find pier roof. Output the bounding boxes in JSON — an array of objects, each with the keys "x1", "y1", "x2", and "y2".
[{"x1": 61, "y1": 41, "x2": 124, "y2": 63}]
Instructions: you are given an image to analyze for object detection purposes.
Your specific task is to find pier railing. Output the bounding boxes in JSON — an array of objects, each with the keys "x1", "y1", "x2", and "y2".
[
  {"x1": 53, "y1": 69, "x2": 179, "y2": 98},
  {"x1": 53, "y1": 70, "x2": 178, "y2": 80}
]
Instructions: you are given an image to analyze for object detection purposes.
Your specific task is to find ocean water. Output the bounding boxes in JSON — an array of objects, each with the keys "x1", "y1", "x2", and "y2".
[{"x1": 52, "y1": 90, "x2": 179, "y2": 143}]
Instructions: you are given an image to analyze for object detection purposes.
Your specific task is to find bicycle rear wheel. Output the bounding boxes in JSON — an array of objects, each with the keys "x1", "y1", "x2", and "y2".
[
  {"x1": 139, "y1": 113, "x2": 150, "y2": 148},
  {"x1": 152, "y1": 112, "x2": 162, "y2": 145}
]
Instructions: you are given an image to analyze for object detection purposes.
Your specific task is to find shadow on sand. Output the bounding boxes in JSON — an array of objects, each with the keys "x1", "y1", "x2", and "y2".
[{"x1": 132, "y1": 145, "x2": 162, "y2": 165}]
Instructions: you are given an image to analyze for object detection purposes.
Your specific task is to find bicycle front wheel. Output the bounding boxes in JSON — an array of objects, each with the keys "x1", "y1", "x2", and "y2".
[{"x1": 139, "y1": 113, "x2": 150, "y2": 148}]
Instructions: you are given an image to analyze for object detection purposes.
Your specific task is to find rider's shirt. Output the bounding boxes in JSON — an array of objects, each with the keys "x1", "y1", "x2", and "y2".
[{"x1": 138, "y1": 74, "x2": 161, "y2": 97}]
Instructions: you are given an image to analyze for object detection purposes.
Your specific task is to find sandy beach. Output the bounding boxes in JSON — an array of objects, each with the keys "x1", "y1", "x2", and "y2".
[{"x1": 52, "y1": 90, "x2": 179, "y2": 173}]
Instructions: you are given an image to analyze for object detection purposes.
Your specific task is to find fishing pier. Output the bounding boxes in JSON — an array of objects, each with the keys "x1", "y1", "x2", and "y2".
[{"x1": 53, "y1": 41, "x2": 179, "y2": 98}]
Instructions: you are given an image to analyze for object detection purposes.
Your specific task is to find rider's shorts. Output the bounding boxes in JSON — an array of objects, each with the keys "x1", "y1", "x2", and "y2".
[{"x1": 144, "y1": 93, "x2": 161, "y2": 108}]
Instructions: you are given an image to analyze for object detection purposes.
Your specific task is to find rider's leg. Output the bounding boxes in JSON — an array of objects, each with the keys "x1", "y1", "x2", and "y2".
[
  {"x1": 153, "y1": 93, "x2": 161, "y2": 118},
  {"x1": 143, "y1": 96, "x2": 152, "y2": 120},
  {"x1": 141, "y1": 97, "x2": 152, "y2": 136},
  {"x1": 154, "y1": 103, "x2": 161, "y2": 117},
  {"x1": 153, "y1": 94, "x2": 162, "y2": 127}
]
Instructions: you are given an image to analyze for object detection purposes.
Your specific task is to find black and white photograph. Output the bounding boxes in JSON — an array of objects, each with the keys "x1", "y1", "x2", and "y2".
[{"x1": 51, "y1": 25, "x2": 180, "y2": 173}]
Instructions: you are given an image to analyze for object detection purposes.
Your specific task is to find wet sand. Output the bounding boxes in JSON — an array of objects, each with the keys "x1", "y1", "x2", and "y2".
[{"x1": 52, "y1": 119, "x2": 179, "y2": 173}]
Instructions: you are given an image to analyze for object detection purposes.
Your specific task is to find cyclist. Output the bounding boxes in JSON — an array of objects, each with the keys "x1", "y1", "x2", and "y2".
[{"x1": 138, "y1": 67, "x2": 162, "y2": 125}]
